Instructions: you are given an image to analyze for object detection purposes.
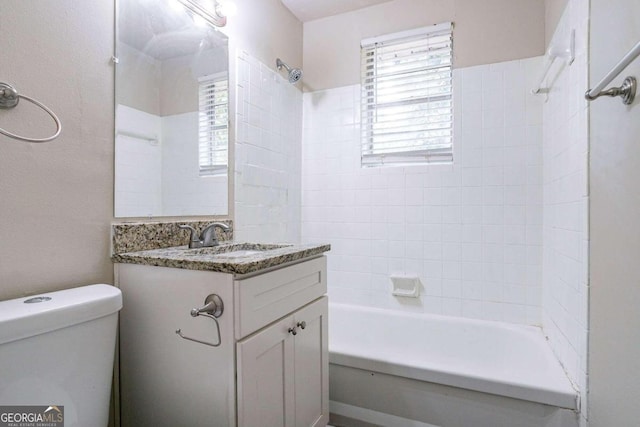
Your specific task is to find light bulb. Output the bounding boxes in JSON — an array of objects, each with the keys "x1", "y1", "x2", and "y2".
[
  {"x1": 192, "y1": 13, "x2": 207, "y2": 27},
  {"x1": 216, "y1": 0, "x2": 237, "y2": 17},
  {"x1": 169, "y1": 0, "x2": 184, "y2": 13}
]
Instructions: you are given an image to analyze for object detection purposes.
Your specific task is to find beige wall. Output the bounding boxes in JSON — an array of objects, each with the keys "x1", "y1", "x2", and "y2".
[
  {"x1": 117, "y1": 44, "x2": 161, "y2": 116},
  {"x1": 221, "y1": 0, "x2": 302, "y2": 74},
  {"x1": 302, "y1": 0, "x2": 545, "y2": 91},
  {"x1": 545, "y1": 0, "x2": 569, "y2": 47},
  {"x1": 159, "y1": 47, "x2": 228, "y2": 117},
  {"x1": 588, "y1": 0, "x2": 640, "y2": 424},
  {"x1": 0, "y1": 1, "x2": 115, "y2": 301}
]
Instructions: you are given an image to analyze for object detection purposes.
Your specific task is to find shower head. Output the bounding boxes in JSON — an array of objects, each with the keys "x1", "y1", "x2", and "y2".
[{"x1": 276, "y1": 58, "x2": 303, "y2": 84}]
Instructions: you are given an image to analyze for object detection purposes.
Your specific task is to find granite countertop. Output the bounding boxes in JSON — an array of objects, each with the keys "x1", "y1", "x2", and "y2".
[{"x1": 112, "y1": 241, "x2": 331, "y2": 275}]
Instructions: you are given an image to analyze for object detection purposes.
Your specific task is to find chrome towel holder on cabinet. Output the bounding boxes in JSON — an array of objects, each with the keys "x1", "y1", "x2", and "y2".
[
  {"x1": 176, "y1": 294, "x2": 224, "y2": 347},
  {"x1": 0, "y1": 82, "x2": 62, "y2": 143}
]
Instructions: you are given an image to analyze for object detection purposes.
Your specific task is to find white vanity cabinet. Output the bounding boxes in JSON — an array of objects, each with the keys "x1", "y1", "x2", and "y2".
[
  {"x1": 116, "y1": 256, "x2": 329, "y2": 427},
  {"x1": 237, "y1": 297, "x2": 328, "y2": 427}
]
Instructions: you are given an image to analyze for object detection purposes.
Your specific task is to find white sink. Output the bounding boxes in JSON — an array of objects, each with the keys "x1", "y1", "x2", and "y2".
[
  {"x1": 183, "y1": 243, "x2": 292, "y2": 258},
  {"x1": 214, "y1": 250, "x2": 263, "y2": 258}
]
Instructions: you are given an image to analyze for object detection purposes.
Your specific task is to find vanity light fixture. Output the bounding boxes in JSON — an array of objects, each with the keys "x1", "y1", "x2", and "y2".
[{"x1": 176, "y1": 0, "x2": 228, "y2": 28}]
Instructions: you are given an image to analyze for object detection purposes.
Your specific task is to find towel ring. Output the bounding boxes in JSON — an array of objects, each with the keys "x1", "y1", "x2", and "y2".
[{"x1": 0, "y1": 82, "x2": 62, "y2": 143}]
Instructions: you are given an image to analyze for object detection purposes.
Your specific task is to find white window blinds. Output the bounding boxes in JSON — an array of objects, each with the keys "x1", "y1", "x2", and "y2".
[
  {"x1": 198, "y1": 73, "x2": 229, "y2": 176},
  {"x1": 361, "y1": 23, "x2": 453, "y2": 167}
]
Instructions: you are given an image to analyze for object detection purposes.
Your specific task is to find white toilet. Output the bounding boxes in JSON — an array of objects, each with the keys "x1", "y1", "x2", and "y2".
[{"x1": 0, "y1": 284, "x2": 122, "y2": 427}]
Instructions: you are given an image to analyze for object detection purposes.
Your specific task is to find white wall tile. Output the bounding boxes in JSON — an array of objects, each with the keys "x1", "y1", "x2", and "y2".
[
  {"x1": 540, "y1": 0, "x2": 589, "y2": 421},
  {"x1": 234, "y1": 51, "x2": 302, "y2": 243},
  {"x1": 114, "y1": 105, "x2": 162, "y2": 217},
  {"x1": 301, "y1": 57, "x2": 544, "y2": 325}
]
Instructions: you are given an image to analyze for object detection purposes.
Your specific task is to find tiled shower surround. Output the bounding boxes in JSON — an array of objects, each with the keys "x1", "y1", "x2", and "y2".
[
  {"x1": 234, "y1": 51, "x2": 302, "y2": 243},
  {"x1": 301, "y1": 57, "x2": 544, "y2": 324},
  {"x1": 542, "y1": 0, "x2": 589, "y2": 423},
  {"x1": 238, "y1": 47, "x2": 588, "y2": 413}
]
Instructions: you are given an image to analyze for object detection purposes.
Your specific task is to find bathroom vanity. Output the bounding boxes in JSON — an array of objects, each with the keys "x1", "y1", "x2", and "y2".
[{"x1": 114, "y1": 241, "x2": 330, "y2": 427}]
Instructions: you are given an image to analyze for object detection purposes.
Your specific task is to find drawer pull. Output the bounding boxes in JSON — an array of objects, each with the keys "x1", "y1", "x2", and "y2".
[
  {"x1": 288, "y1": 327, "x2": 298, "y2": 336},
  {"x1": 297, "y1": 321, "x2": 306, "y2": 330}
]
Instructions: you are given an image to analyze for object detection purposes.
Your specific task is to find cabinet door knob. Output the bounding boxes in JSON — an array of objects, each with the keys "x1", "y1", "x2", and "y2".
[
  {"x1": 288, "y1": 327, "x2": 298, "y2": 336},
  {"x1": 297, "y1": 321, "x2": 306, "y2": 330}
]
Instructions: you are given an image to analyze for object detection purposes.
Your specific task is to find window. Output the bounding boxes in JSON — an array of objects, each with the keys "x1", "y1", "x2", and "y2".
[
  {"x1": 198, "y1": 73, "x2": 229, "y2": 176},
  {"x1": 361, "y1": 23, "x2": 453, "y2": 167}
]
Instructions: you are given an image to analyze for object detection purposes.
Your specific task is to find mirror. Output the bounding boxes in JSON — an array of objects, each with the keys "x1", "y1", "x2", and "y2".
[{"x1": 115, "y1": 0, "x2": 229, "y2": 217}]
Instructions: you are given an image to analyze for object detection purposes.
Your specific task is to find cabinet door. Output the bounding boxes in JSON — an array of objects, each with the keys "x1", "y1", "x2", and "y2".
[
  {"x1": 237, "y1": 316, "x2": 295, "y2": 427},
  {"x1": 294, "y1": 297, "x2": 329, "y2": 427}
]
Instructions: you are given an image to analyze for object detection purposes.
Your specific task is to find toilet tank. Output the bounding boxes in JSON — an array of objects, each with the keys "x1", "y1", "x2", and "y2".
[{"x1": 0, "y1": 284, "x2": 122, "y2": 427}]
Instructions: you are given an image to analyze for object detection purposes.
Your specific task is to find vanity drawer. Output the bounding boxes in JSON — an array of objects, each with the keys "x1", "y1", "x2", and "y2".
[{"x1": 234, "y1": 256, "x2": 326, "y2": 339}]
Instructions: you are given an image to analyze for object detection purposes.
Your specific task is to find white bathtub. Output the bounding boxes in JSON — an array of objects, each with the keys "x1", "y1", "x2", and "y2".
[{"x1": 328, "y1": 303, "x2": 579, "y2": 427}]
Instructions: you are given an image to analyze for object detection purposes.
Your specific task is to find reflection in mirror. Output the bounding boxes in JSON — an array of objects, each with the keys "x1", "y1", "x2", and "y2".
[{"x1": 115, "y1": 0, "x2": 229, "y2": 217}]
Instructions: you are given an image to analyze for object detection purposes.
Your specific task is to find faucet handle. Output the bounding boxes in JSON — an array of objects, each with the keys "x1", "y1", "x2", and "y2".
[
  {"x1": 178, "y1": 224, "x2": 199, "y2": 244},
  {"x1": 178, "y1": 224, "x2": 197, "y2": 234}
]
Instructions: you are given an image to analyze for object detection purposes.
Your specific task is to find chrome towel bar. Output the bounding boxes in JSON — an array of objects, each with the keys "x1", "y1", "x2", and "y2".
[
  {"x1": 586, "y1": 40, "x2": 640, "y2": 105},
  {"x1": 0, "y1": 82, "x2": 62, "y2": 143}
]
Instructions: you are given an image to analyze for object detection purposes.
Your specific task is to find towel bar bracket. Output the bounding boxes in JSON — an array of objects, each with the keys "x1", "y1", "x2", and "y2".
[
  {"x1": 585, "y1": 76, "x2": 636, "y2": 105},
  {"x1": 0, "y1": 83, "x2": 19, "y2": 109}
]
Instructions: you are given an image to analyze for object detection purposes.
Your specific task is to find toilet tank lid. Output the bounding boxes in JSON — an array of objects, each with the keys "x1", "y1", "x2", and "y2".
[{"x1": 0, "y1": 284, "x2": 123, "y2": 345}]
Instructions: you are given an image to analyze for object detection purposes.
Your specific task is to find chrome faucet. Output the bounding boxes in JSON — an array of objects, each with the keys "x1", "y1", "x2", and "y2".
[{"x1": 179, "y1": 223, "x2": 230, "y2": 248}]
